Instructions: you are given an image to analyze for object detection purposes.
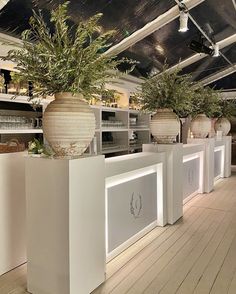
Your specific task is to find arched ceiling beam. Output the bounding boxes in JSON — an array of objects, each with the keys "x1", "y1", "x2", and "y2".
[
  {"x1": 199, "y1": 64, "x2": 236, "y2": 86},
  {"x1": 0, "y1": 0, "x2": 9, "y2": 11},
  {"x1": 103, "y1": 0, "x2": 205, "y2": 57}
]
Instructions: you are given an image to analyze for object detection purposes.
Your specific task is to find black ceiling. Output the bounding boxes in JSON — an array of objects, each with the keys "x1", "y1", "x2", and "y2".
[{"x1": 0, "y1": 0, "x2": 235, "y2": 89}]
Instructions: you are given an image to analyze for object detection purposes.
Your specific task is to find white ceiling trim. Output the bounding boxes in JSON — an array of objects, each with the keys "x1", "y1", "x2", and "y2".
[
  {"x1": 199, "y1": 64, "x2": 236, "y2": 86},
  {"x1": 103, "y1": 0, "x2": 205, "y2": 57},
  {"x1": 0, "y1": 0, "x2": 9, "y2": 11}
]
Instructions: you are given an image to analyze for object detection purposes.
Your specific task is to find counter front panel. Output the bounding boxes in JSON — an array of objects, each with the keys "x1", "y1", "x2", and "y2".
[{"x1": 107, "y1": 170, "x2": 157, "y2": 253}]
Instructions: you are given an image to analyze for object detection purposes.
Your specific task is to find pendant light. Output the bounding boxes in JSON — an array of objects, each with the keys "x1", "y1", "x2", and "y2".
[{"x1": 178, "y1": 10, "x2": 189, "y2": 32}]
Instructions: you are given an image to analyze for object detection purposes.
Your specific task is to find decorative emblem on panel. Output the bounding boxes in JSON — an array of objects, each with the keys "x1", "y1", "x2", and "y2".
[{"x1": 130, "y1": 193, "x2": 142, "y2": 218}]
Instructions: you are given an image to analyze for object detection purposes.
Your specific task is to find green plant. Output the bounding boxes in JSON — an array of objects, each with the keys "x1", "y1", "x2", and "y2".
[
  {"x1": 3, "y1": 2, "x2": 135, "y2": 99},
  {"x1": 10, "y1": 72, "x2": 28, "y2": 94},
  {"x1": 191, "y1": 86, "x2": 221, "y2": 118},
  {"x1": 214, "y1": 98, "x2": 236, "y2": 119},
  {"x1": 137, "y1": 66, "x2": 195, "y2": 117},
  {"x1": 28, "y1": 138, "x2": 53, "y2": 156}
]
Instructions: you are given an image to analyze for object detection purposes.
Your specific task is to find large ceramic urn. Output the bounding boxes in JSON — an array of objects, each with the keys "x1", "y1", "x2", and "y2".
[
  {"x1": 43, "y1": 92, "x2": 95, "y2": 157},
  {"x1": 190, "y1": 114, "x2": 211, "y2": 138},
  {"x1": 150, "y1": 108, "x2": 180, "y2": 144},
  {"x1": 215, "y1": 117, "x2": 231, "y2": 136}
]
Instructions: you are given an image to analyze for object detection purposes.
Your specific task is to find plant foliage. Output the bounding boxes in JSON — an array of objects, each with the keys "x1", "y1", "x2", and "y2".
[
  {"x1": 191, "y1": 86, "x2": 221, "y2": 118},
  {"x1": 3, "y1": 2, "x2": 135, "y2": 99},
  {"x1": 137, "y1": 66, "x2": 195, "y2": 117},
  {"x1": 213, "y1": 98, "x2": 236, "y2": 119}
]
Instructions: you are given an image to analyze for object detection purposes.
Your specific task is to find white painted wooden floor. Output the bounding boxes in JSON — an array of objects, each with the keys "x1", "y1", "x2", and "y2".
[{"x1": 1, "y1": 174, "x2": 236, "y2": 294}]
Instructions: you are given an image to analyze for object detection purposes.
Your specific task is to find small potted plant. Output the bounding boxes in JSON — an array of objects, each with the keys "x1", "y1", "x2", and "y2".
[
  {"x1": 4, "y1": 2, "x2": 135, "y2": 157},
  {"x1": 190, "y1": 86, "x2": 221, "y2": 138},
  {"x1": 214, "y1": 98, "x2": 236, "y2": 136},
  {"x1": 137, "y1": 66, "x2": 194, "y2": 143}
]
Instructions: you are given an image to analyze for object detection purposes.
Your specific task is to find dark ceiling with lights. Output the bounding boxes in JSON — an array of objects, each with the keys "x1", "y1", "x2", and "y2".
[{"x1": 0, "y1": 0, "x2": 235, "y2": 89}]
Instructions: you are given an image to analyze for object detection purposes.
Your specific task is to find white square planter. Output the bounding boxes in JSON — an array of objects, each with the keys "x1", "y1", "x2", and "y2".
[{"x1": 25, "y1": 156, "x2": 105, "y2": 294}]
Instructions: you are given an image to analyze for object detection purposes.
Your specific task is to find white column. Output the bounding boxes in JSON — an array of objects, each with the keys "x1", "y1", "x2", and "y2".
[
  {"x1": 143, "y1": 144, "x2": 183, "y2": 224},
  {"x1": 25, "y1": 156, "x2": 105, "y2": 294},
  {"x1": 188, "y1": 138, "x2": 215, "y2": 193},
  {"x1": 222, "y1": 136, "x2": 232, "y2": 178}
]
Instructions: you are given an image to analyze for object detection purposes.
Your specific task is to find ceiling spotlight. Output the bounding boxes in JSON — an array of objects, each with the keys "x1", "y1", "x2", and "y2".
[
  {"x1": 188, "y1": 40, "x2": 214, "y2": 56},
  {"x1": 213, "y1": 44, "x2": 220, "y2": 57},
  {"x1": 178, "y1": 10, "x2": 189, "y2": 32}
]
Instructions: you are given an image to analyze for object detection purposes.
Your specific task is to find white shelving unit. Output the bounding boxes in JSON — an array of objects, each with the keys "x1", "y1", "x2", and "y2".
[
  {"x1": 0, "y1": 129, "x2": 43, "y2": 134},
  {"x1": 0, "y1": 94, "x2": 44, "y2": 148},
  {"x1": 91, "y1": 105, "x2": 151, "y2": 156},
  {"x1": 0, "y1": 93, "x2": 150, "y2": 157}
]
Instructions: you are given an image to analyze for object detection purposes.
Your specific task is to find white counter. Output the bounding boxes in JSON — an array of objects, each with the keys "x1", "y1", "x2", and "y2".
[{"x1": 105, "y1": 152, "x2": 166, "y2": 261}]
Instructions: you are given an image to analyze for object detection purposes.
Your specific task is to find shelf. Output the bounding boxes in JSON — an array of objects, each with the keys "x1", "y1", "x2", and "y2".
[
  {"x1": 101, "y1": 128, "x2": 128, "y2": 132},
  {"x1": 0, "y1": 129, "x2": 43, "y2": 134},
  {"x1": 129, "y1": 128, "x2": 150, "y2": 131},
  {"x1": 91, "y1": 105, "x2": 129, "y2": 112},
  {"x1": 0, "y1": 93, "x2": 49, "y2": 105},
  {"x1": 129, "y1": 145, "x2": 143, "y2": 150},
  {"x1": 102, "y1": 147, "x2": 128, "y2": 154}
]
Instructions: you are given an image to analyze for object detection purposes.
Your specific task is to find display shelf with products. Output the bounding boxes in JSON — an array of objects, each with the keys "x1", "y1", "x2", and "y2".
[
  {"x1": 91, "y1": 106, "x2": 151, "y2": 156},
  {"x1": 0, "y1": 94, "x2": 45, "y2": 152},
  {"x1": 0, "y1": 89, "x2": 150, "y2": 156}
]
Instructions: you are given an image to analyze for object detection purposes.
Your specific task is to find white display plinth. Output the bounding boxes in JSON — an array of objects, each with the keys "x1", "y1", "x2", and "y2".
[
  {"x1": 188, "y1": 138, "x2": 215, "y2": 193},
  {"x1": 25, "y1": 156, "x2": 105, "y2": 294},
  {"x1": 143, "y1": 144, "x2": 183, "y2": 224},
  {"x1": 0, "y1": 152, "x2": 26, "y2": 275}
]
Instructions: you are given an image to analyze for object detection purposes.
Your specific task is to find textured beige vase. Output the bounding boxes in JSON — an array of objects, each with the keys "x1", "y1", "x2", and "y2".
[
  {"x1": 43, "y1": 92, "x2": 95, "y2": 157},
  {"x1": 215, "y1": 117, "x2": 231, "y2": 136},
  {"x1": 190, "y1": 114, "x2": 211, "y2": 138},
  {"x1": 150, "y1": 108, "x2": 180, "y2": 144}
]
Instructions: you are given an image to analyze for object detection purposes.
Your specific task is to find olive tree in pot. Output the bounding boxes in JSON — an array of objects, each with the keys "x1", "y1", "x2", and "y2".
[
  {"x1": 137, "y1": 67, "x2": 194, "y2": 144},
  {"x1": 3, "y1": 2, "x2": 135, "y2": 157},
  {"x1": 214, "y1": 98, "x2": 236, "y2": 136},
  {"x1": 190, "y1": 86, "x2": 221, "y2": 138}
]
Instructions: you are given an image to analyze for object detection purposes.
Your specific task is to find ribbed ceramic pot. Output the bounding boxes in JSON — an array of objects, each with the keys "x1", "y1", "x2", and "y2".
[
  {"x1": 190, "y1": 114, "x2": 211, "y2": 138},
  {"x1": 43, "y1": 92, "x2": 95, "y2": 157},
  {"x1": 150, "y1": 108, "x2": 180, "y2": 144},
  {"x1": 215, "y1": 117, "x2": 231, "y2": 136}
]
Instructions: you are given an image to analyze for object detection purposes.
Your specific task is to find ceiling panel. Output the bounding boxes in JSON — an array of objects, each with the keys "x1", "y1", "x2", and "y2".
[
  {"x1": 119, "y1": 0, "x2": 236, "y2": 78},
  {"x1": 208, "y1": 72, "x2": 236, "y2": 90},
  {"x1": 0, "y1": 0, "x2": 176, "y2": 43},
  {"x1": 0, "y1": 0, "x2": 235, "y2": 88}
]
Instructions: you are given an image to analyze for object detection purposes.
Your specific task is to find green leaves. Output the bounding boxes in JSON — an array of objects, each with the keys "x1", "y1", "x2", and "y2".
[
  {"x1": 138, "y1": 65, "x2": 225, "y2": 118},
  {"x1": 3, "y1": 1, "x2": 135, "y2": 99},
  {"x1": 191, "y1": 86, "x2": 221, "y2": 118},
  {"x1": 216, "y1": 98, "x2": 236, "y2": 119},
  {"x1": 139, "y1": 66, "x2": 195, "y2": 117}
]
